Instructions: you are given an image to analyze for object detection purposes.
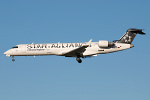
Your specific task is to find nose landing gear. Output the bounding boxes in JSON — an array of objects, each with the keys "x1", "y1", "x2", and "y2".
[{"x1": 12, "y1": 56, "x2": 15, "y2": 62}]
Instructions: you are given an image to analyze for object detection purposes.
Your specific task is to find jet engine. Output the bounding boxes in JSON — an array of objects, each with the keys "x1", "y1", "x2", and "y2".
[{"x1": 98, "y1": 40, "x2": 114, "y2": 48}]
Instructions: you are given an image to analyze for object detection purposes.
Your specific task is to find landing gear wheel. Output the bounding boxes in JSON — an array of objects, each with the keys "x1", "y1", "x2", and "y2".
[
  {"x1": 12, "y1": 56, "x2": 15, "y2": 62},
  {"x1": 12, "y1": 59, "x2": 15, "y2": 62},
  {"x1": 78, "y1": 59, "x2": 82, "y2": 63},
  {"x1": 76, "y1": 58, "x2": 82, "y2": 63}
]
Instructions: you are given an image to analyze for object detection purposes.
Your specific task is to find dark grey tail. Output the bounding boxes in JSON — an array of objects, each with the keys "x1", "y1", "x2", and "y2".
[{"x1": 117, "y1": 28, "x2": 145, "y2": 44}]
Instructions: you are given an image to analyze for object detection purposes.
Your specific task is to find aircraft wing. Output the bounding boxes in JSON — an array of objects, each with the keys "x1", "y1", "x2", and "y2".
[{"x1": 62, "y1": 39, "x2": 92, "y2": 57}]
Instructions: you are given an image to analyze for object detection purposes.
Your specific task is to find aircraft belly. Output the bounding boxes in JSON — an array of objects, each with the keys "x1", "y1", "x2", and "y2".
[{"x1": 83, "y1": 47, "x2": 98, "y2": 56}]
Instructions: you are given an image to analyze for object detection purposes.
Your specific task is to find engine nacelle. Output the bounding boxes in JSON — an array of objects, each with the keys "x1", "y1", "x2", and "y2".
[{"x1": 98, "y1": 40, "x2": 114, "y2": 48}]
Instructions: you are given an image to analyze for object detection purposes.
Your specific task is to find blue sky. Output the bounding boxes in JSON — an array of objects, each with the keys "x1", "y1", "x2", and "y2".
[{"x1": 0, "y1": 0, "x2": 150, "y2": 100}]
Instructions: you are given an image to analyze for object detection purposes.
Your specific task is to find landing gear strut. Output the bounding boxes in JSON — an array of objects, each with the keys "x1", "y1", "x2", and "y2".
[
  {"x1": 76, "y1": 57, "x2": 82, "y2": 63},
  {"x1": 12, "y1": 56, "x2": 15, "y2": 62}
]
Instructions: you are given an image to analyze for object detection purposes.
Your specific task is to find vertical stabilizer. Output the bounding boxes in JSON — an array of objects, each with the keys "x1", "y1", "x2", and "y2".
[{"x1": 118, "y1": 29, "x2": 145, "y2": 44}]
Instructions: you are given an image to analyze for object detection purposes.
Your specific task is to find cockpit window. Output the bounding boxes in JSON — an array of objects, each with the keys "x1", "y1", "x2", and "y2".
[{"x1": 12, "y1": 46, "x2": 18, "y2": 48}]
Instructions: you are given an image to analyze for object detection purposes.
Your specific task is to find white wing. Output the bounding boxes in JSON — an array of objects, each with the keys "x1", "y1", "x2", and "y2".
[{"x1": 62, "y1": 39, "x2": 92, "y2": 57}]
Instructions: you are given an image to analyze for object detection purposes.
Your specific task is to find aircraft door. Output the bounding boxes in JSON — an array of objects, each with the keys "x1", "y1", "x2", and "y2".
[{"x1": 21, "y1": 45, "x2": 27, "y2": 54}]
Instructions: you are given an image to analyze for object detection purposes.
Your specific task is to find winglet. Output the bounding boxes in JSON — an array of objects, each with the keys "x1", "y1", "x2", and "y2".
[
  {"x1": 88, "y1": 39, "x2": 92, "y2": 43},
  {"x1": 83, "y1": 39, "x2": 92, "y2": 47},
  {"x1": 88, "y1": 39, "x2": 92, "y2": 45}
]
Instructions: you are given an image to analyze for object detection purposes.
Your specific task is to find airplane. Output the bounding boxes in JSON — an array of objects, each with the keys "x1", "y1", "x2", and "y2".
[{"x1": 4, "y1": 28, "x2": 145, "y2": 63}]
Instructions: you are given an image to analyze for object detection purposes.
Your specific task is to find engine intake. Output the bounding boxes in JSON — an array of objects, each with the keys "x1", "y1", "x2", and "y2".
[{"x1": 98, "y1": 40, "x2": 114, "y2": 48}]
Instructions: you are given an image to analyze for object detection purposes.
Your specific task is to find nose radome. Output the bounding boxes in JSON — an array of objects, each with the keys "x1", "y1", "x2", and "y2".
[
  {"x1": 4, "y1": 50, "x2": 11, "y2": 57},
  {"x1": 4, "y1": 51, "x2": 8, "y2": 55}
]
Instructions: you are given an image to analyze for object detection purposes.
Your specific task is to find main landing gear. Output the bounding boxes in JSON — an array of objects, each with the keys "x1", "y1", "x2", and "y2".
[{"x1": 76, "y1": 57, "x2": 82, "y2": 63}]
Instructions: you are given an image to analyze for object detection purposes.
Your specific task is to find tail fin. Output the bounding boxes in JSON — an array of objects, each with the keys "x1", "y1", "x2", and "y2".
[{"x1": 117, "y1": 28, "x2": 145, "y2": 44}]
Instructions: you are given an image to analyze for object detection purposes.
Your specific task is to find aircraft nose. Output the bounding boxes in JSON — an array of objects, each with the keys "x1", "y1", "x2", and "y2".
[
  {"x1": 4, "y1": 51, "x2": 8, "y2": 55},
  {"x1": 4, "y1": 50, "x2": 11, "y2": 57}
]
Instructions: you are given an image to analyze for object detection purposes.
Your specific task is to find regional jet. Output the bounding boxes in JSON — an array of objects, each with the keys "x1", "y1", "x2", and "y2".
[{"x1": 4, "y1": 29, "x2": 145, "y2": 63}]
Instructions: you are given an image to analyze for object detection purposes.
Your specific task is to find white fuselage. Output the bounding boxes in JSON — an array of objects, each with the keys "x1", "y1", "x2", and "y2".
[
  {"x1": 4, "y1": 28, "x2": 145, "y2": 63},
  {"x1": 4, "y1": 42, "x2": 133, "y2": 57}
]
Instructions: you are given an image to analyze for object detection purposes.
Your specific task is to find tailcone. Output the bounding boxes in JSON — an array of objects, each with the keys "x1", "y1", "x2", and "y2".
[{"x1": 130, "y1": 44, "x2": 134, "y2": 48}]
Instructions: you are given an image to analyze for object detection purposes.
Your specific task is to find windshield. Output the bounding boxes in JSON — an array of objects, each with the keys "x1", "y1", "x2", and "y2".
[{"x1": 12, "y1": 46, "x2": 18, "y2": 48}]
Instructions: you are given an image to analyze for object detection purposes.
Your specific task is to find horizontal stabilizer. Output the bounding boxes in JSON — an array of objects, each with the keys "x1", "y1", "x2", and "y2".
[{"x1": 127, "y1": 29, "x2": 146, "y2": 35}]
